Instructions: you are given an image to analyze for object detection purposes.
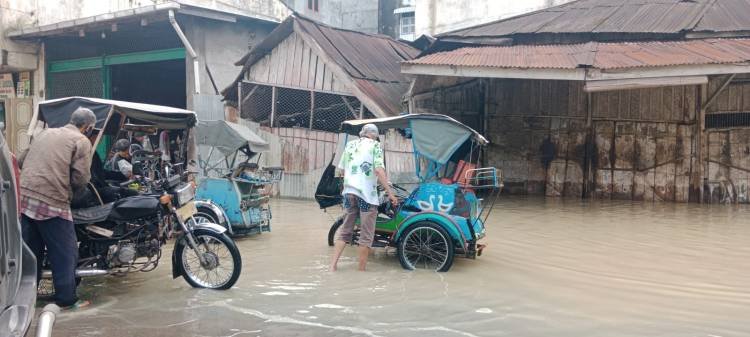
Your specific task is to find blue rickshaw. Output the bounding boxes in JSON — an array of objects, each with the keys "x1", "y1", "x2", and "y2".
[
  {"x1": 317, "y1": 114, "x2": 502, "y2": 272},
  {"x1": 194, "y1": 120, "x2": 282, "y2": 236}
]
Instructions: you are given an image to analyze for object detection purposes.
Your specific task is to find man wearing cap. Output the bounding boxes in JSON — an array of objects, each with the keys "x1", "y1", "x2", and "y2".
[
  {"x1": 330, "y1": 123, "x2": 398, "y2": 272},
  {"x1": 107, "y1": 139, "x2": 134, "y2": 179}
]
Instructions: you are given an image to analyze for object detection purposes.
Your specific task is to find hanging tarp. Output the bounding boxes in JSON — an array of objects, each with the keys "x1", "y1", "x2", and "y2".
[
  {"x1": 409, "y1": 119, "x2": 472, "y2": 164},
  {"x1": 195, "y1": 120, "x2": 270, "y2": 156}
]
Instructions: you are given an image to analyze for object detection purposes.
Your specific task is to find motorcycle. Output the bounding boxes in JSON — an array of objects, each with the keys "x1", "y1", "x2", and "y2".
[{"x1": 34, "y1": 97, "x2": 242, "y2": 294}]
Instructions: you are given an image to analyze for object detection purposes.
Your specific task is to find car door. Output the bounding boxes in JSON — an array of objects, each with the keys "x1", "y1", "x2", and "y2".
[{"x1": 0, "y1": 131, "x2": 35, "y2": 336}]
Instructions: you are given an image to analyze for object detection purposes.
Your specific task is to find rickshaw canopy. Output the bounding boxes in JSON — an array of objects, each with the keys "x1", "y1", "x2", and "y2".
[
  {"x1": 38, "y1": 97, "x2": 197, "y2": 131},
  {"x1": 195, "y1": 120, "x2": 270, "y2": 156},
  {"x1": 341, "y1": 114, "x2": 488, "y2": 165}
]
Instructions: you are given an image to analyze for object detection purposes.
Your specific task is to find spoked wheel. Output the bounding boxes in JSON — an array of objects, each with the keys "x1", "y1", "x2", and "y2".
[
  {"x1": 397, "y1": 222, "x2": 455, "y2": 272},
  {"x1": 177, "y1": 230, "x2": 242, "y2": 289},
  {"x1": 327, "y1": 217, "x2": 359, "y2": 246}
]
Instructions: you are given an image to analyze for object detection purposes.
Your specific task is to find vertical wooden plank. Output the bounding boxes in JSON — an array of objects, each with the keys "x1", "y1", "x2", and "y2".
[
  {"x1": 308, "y1": 54, "x2": 318, "y2": 89},
  {"x1": 300, "y1": 46, "x2": 310, "y2": 89},
  {"x1": 291, "y1": 35, "x2": 302, "y2": 87},
  {"x1": 285, "y1": 33, "x2": 298, "y2": 86},
  {"x1": 268, "y1": 46, "x2": 278, "y2": 84},
  {"x1": 325, "y1": 68, "x2": 334, "y2": 91},
  {"x1": 315, "y1": 59, "x2": 325, "y2": 90}
]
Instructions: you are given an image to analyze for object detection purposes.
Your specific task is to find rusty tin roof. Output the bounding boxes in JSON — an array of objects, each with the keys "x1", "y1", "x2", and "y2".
[
  {"x1": 442, "y1": 0, "x2": 750, "y2": 40},
  {"x1": 406, "y1": 38, "x2": 750, "y2": 70},
  {"x1": 224, "y1": 15, "x2": 419, "y2": 117}
]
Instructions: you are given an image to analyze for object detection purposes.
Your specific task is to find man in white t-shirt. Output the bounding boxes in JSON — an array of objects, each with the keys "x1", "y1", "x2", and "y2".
[{"x1": 330, "y1": 123, "x2": 398, "y2": 272}]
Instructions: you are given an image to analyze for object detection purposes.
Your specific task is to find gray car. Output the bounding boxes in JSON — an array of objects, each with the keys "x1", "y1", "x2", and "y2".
[{"x1": 0, "y1": 132, "x2": 48, "y2": 336}]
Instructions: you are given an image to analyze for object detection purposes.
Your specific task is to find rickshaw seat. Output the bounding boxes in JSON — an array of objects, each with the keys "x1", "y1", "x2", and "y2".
[{"x1": 441, "y1": 160, "x2": 476, "y2": 186}]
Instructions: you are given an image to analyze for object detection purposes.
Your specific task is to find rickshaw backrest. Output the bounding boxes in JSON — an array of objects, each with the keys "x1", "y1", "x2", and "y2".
[{"x1": 440, "y1": 160, "x2": 476, "y2": 186}]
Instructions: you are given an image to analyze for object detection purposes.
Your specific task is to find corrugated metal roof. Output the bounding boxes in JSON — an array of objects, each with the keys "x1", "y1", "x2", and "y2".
[
  {"x1": 406, "y1": 38, "x2": 750, "y2": 70},
  {"x1": 441, "y1": 0, "x2": 750, "y2": 39},
  {"x1": 224, "y1": 15, "x2": 419, "y2": 117}
]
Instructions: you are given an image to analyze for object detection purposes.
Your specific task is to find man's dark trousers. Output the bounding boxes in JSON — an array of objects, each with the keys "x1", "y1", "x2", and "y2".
[{"x1": 21, "y1": 215, "x2": 79, "y2": 306}]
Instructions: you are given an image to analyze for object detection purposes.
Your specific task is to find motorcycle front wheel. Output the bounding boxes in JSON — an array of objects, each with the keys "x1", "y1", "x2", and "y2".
[{"x1": 176, "y1": 229, "x2": 242, "y2": 290}]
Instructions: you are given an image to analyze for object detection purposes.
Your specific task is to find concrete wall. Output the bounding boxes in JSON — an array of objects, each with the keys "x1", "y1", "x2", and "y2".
[
  {"x1": 185, "y1": 16, "x2": 276, "y2": 112},
  {"x1": 415, "y1": 0, "x2": 572, "y2": 36},
  {"x1": 411, "y1": 76, "x2": 746, "y2": 203},
  {"x1": 283, "y1": 0, "x2": 382, "y2": 34}
]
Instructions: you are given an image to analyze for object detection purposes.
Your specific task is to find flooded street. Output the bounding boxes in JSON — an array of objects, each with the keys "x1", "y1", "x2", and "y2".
[{"x1": 49, "y1": 197, "x2": 750, "y2": 337}]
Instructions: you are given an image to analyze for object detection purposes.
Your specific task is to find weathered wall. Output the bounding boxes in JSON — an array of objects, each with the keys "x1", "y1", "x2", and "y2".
[
  {"x1": 185, "y1": 16, "x2": 275, "y2": 112},
  {"x1": 413, "y1": 77, "x2": 707, "y2": 203},
  {"x1": 283, "y1": 0, "x2": 380, "y2": 34},
  {"x1": 245, "y1": 126, "x2": 414, "y2": 199},
  {"x1": 704, "y1": 75, "x2": 750, "y2": 203}
]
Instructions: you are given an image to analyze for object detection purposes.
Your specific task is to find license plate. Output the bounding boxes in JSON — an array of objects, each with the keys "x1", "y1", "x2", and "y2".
[{"x1": 176, "y1": 201, "x2": 197, "y2": 223}]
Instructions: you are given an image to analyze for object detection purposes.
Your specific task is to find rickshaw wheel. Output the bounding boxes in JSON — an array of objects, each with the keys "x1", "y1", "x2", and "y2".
[
  {"x1": 327, "y1": 218, "x2": 343, "y2": 246},
  {"x1": 327, "y1": 217, "x2": 360, "y2": 246},
  {"x1": 397, "y1": 221, "x2": 455, "y2": 272}
]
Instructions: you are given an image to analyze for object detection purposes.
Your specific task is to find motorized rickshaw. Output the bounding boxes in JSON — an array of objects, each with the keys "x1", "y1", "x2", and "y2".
[
  {"x1": 317, "y1": 114, "x2": 502, "y2": 272},
  {"x1": 32, "y1": 97, "x2": 242, "y2": 293},
  {"x1": 194, "y1": 120, "x2": 283, "y2": 236}
]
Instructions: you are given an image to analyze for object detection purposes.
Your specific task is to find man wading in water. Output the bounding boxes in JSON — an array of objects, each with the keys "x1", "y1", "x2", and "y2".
[{"x1": 330, "y1": 124, "x2": 398, "y2": 271}]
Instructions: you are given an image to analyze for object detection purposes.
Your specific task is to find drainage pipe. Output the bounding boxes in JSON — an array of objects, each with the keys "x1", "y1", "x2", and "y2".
[{"x1": 168, "y1": 9, "x2": 200, "y2": 94}]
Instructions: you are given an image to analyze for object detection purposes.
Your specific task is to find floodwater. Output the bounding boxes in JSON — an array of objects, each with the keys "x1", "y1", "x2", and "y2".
[{"x1": 45, "y1": 197, "x2": 750, "y2": 337}]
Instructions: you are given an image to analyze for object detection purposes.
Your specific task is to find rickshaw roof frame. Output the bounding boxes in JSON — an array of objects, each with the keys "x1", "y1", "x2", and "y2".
[
  {"x1": 340, "y1": 114, "x2": 488, "y2": 146},
  {"x1": 195, "y1": 120, "x2": 270, "y2": 157},
  {"x1": 37, "y1": 96, "x2": 197, "y2": 133}
]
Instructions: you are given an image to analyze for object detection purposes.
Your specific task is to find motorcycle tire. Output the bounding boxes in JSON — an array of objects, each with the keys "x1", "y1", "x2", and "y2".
[{"x1": 175, "y1": 229, "x2": 242, "y2": 290}]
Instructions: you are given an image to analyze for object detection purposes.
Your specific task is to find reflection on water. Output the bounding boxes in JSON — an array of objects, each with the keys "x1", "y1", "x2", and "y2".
[{"x1": 50, "y1": 197, "x2": 750, "y2": 337}]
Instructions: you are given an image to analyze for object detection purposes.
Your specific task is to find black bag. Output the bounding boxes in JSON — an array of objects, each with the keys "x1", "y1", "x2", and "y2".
[{"x1": 315, "y1": 158, "x2": 343, "y2": 209}]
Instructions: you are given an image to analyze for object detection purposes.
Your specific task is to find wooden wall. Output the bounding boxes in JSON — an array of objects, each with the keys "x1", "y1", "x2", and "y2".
[
  {"x1": 252, "y1": 126, "x2": 414, "y2": 199},
  {"x1": 245, "y1": 32, "x2": 351, "y2": 94},
  {"x1": 704, "y1": 75, "x2": 750, "y2": 203}
]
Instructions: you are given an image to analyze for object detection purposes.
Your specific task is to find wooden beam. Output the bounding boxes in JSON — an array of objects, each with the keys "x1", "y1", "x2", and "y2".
[
  {"x1": 584, "y1": 76, "x2": 708, "y2": 92},
  {"x1": 401, "y1": 62, "x2": 586, "y2": 81},
  {"x1": 587, "y1": 63, "x2": 750, "y2": 81},
  {"x1": 340, "y1": 96, "x2": 358, "y2": 119},
  {"x1": 240, "y1": 84, "x2": 259, "y2": 108},
  {"x1": 359, "y1": 101, "x2": 365, "y2": 119},
  {"x1": 309, "y1": 90, "x2": 315, "y2": 129},
  {"x1": 270, "y1": 86, "x2": 277, "y2": 127},
  {"x1": 702, "y1": 74, "x2": 736, "y2": 111}
]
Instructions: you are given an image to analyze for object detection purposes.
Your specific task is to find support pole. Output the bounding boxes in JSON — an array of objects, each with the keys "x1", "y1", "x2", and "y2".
[
  {"x1": 583, "y1": 91, "x2": 594, "y2": 198},
  {"x1": 309, "y1": 90, "x2": 315, "y2": 129},
  {"x1": 270, "y1": 86, "x2": 277, "y2": 127},
  {"x1": 359, "y1": 101, "x2": 364, "y2": 119}
]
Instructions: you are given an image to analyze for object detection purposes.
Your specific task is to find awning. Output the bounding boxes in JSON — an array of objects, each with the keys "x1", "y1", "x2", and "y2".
[{"x1": 402, "y1": 38, "x2": 750, "y2": 82}]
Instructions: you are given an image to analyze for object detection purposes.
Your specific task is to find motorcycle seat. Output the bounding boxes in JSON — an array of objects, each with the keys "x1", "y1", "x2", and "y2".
[{"x1": 72, "y1": 203, "x2": 115, "y2": 225}]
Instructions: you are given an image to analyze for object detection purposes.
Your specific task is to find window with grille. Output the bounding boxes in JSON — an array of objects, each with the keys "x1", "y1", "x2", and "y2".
[
  {"x1": 399, "y1": 12, "x2": 415, "y2": 40},
  {"x1": 705, "y1": 112, "x2": 750, "y2": 129}
]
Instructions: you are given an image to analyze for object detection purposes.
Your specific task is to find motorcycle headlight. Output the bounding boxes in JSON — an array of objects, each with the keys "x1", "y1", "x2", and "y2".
[{"x1": 174, "y1": 183, "x2": 195, "y2": 206}]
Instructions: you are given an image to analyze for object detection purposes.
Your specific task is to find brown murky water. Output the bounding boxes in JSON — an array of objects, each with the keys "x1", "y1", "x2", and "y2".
[{"x1": 46, "y1": 197, "x2": 750, "y2": 337}]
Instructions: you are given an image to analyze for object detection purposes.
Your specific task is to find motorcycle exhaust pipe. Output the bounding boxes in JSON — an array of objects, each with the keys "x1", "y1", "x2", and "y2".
[
  {"x1": 35, "y1": 304, "x2": 60, "y2": 337},
  {"x1": 41, "y1": 269, "x2": 109, "y2": 279}
]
